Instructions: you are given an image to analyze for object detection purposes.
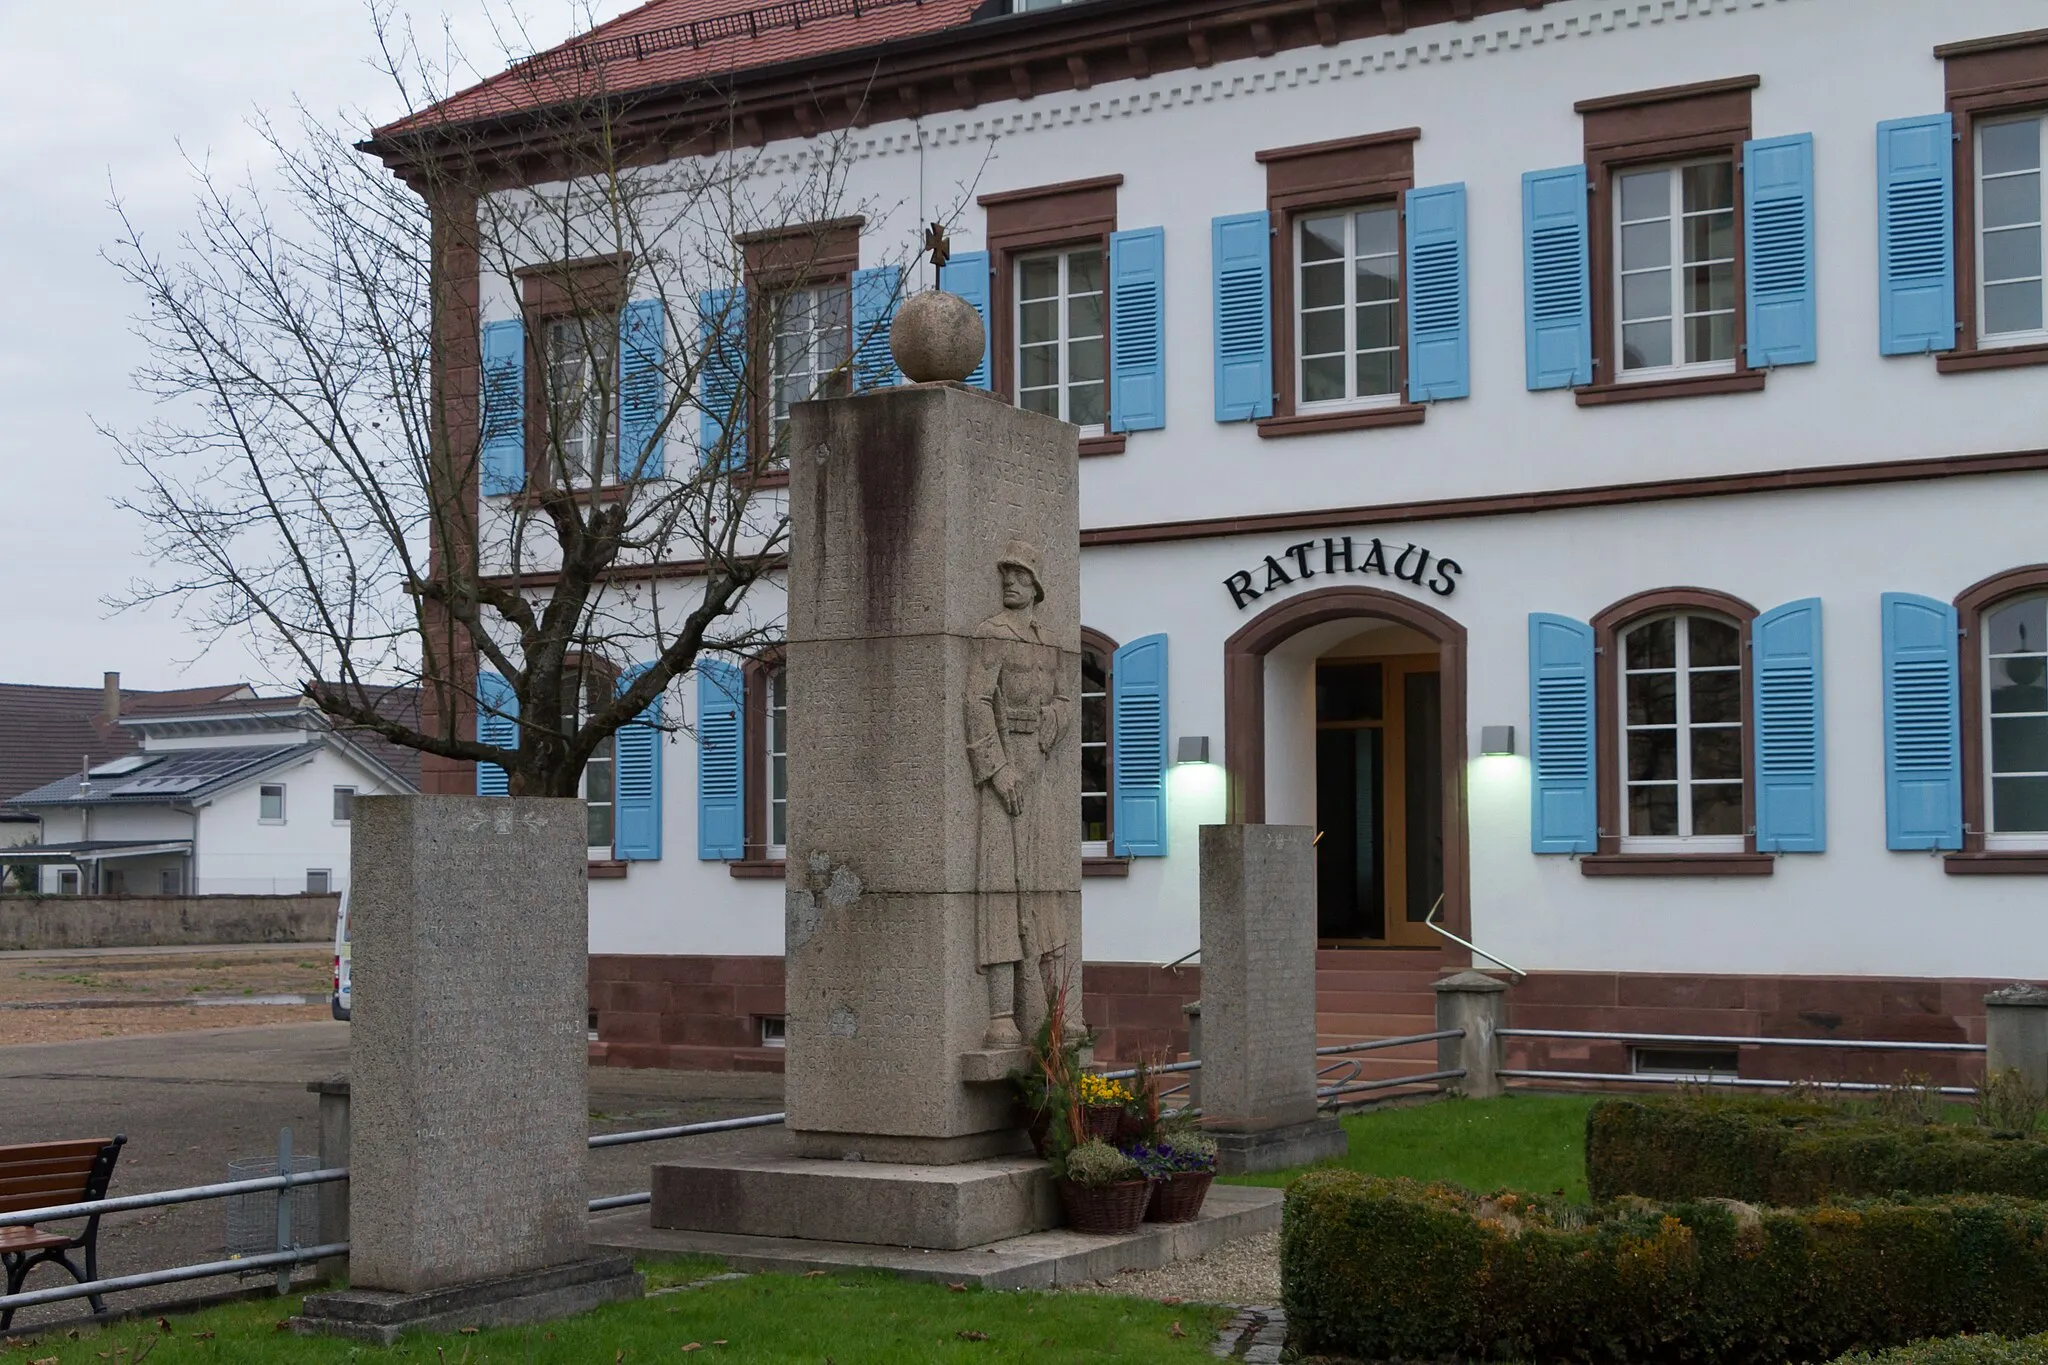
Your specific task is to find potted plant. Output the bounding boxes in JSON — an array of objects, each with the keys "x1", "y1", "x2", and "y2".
[
  {"x1": 1075, "y1": 1071, "x2": 1137, "y2": 1142},
  {"x1": 1133, "y1": 1131, "x2": 1218, "y2": 1223},
  {"x1": 1012, "y1": 973, "x2": 1093, "y2": 1158},
  {"x1": 1055, "y1": 1139, "x2": 1152, "y2": 1234}
]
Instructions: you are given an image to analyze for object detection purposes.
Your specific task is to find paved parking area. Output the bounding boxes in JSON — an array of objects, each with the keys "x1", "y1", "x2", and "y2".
[{"x1": 0, "y1": 1022, "x2": 787, "y2": 1331}]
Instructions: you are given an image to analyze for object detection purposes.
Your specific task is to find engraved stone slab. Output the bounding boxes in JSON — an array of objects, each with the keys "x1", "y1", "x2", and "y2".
[
  {"x1": 345, "y1": 796, "x2": 591, "y2": 1293},
  {"x1": 1199, "y1": 824, "x2": 1322, "y2": 1134}
]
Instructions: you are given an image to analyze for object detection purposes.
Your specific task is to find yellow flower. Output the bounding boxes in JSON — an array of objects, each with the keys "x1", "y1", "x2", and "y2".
[{"x1": 1077, "y1": 1073, "x2": 1133, "y2": 1106}]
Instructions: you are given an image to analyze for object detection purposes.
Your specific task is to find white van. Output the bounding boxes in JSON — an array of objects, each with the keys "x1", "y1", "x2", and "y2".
[{"x1": 330, "y1": 887, "x2": 352, "y2": 1021}]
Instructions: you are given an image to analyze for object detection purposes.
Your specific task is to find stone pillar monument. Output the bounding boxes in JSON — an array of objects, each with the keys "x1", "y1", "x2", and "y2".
[
  {"x1": 648, "y1": 294, "x2": 1081, "y2": 1249},
  {"x1": 1434, "y1": 971, "x2": 1508, "y2": 1099},
  {"x1": 296, "y1": 797, "x2": 639, "y2": 1342},
  {"x1": 1197, "y1": 823, "x2": 1349, "y2": 1174},
  {"x1": 1985, "y1": 983, "x2": 2048, "y2": 1094}
]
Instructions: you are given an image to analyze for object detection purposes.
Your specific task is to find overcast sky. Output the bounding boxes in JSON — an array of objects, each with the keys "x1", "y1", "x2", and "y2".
[{"x1": 0, "y1": 2, "x2": 638, "y2": 691}]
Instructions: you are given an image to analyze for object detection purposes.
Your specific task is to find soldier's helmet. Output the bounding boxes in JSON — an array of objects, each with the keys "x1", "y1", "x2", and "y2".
[{"x1": 997, "y1": 539, "x2": 1045, "y2": 604}]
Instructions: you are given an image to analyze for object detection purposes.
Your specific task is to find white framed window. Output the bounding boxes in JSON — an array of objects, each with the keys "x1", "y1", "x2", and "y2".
[
  {"x1": 759, "y1": 1015, "x2": 787, "y2": 1048},
  {"x1": 1985, "y1": 594, "x2": 2048, "y2": 847},
  {"x1": 564, "y1": 671, "x2": 616, "y2": 856},
  {"x1": 1011, "y1": 0, "x2": 1085, "y2": 10},
  {"x1": 307, "y1": 869, "x2": 332, "y2": 894},
  {"x1": 1296, "y1": 204, "x2": 1401, "y2": 409},
  {"x1": 770, "y1": 285, "x2": 851, "y2": 451},
  {"x1": 1620, "y1": 612, "x2": 1745, "y2": 852},
  {"x1": 543, "y1": 314, "x2": 618, "y2": 485},
  {"x1": 1976, "y1": 114, "x2": 2048, "y2": 347},
  {"x1": 59, "y1": 870, "x2": 79, "y2": 895},
  {"x1": 1081, "y1": 644, "x2": 1111, "y2": 857},
  {"x1": 159, "y1": 867, "x2": 182, "y2": 896},
  {"x1": 1015, "y1": 248, "x2": 1106, "y2": 433},
  {"x1": 259, "y1": 784, "x2": 287, "y2": 824},
  {"x1": 332, "y1": 786, "x2": 355, "y2": 824},
  {"x1": 1615, "y1": 160, "x2": 1737, "y2": 379},
  {"x1": 767, "y1": 665, "x2": 789, "y2": 860}
]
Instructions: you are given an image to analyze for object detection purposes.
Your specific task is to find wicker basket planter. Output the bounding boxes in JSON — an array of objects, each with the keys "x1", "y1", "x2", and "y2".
[
  {"x1": 1080, "y1": 1105, "x2": 1127, "y2": 1143},
  {"x1": 1057, "y1": 1177, "x2": 1153, "y2": 1235},
  {"x1": 1145, "y1": 1170, "x2": 1215, "y2": 1223}
]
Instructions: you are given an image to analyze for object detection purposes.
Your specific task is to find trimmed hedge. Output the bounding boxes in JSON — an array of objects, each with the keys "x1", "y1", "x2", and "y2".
[
  {"x1": 1282, "y1": 1172, "x2": 2048, "y2": 1365},
  {"x1": 1587, "y1": 1096, "x2": 2048, "y2": 1204},
  {"x1": 1831, "y1": 1336, "x2": 2048, "y2": 1365}
]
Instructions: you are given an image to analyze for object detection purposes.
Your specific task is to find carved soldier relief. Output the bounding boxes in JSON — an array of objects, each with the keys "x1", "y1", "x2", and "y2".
[{"x1": 965, "y1": 539, "x2": 1075, "y2": 1047}]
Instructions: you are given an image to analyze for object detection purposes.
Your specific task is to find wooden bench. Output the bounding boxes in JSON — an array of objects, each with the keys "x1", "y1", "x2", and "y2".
[{"x1": 0, "y1": 1137, "x2": 125, "y2": 1329}]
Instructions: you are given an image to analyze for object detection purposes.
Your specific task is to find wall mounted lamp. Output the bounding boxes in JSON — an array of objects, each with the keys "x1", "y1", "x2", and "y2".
[
  {"x1": 1175, "y1": 735, "x2": 1211, "y2": 765},
  {"x1": 1479, "y1": 725, "x2": 1517, "y2": 757}
]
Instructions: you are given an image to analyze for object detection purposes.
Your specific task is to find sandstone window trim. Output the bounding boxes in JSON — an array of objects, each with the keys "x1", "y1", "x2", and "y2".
[
  {"x1": 1949, "y1": 563, "x2": 2048, "y2": 874},
  {"x1": 1255, "y1": 128, "x2": 1423, "y2": 437},
  {"x1": 1572, "y1": 76, "x2": 1765, "y2": 406},
  {"x1": 978, "y1": 176, "x2": 1125, "y2": 457},
  {"x1": 739, "y1": 217, "x2": 865, "y2": 470},
  {"x1": 1938, "y1": 30, "x2": 2048, "y2": 373},
  {"x1": 517, "y1": 254, "x2": 631, "y2": 494},
  {"x1": 733, "y1": 646, "x2": 789, "y2": 877},
  {"x1": 1586, "y1": 587, "x2": 1773, "y2": 877}
]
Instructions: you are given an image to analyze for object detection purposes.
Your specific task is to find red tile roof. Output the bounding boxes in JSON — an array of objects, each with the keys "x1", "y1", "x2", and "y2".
[
  {"x1": 0, "y1": 683, "x2": 250, "y2": 804},
  {"x1": 381, "y1": 0, "x2": 986, "y2": 135}
]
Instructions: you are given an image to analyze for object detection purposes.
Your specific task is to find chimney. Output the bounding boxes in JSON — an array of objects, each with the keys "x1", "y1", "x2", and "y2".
[{"x1": 103, "y1": 671, "x2": 121, "y2": 724}]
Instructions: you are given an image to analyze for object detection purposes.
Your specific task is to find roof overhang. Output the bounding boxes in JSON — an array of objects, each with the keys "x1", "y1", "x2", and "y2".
[{"x1": 7, "y1": 841, "x2": 194, "y2": 863}]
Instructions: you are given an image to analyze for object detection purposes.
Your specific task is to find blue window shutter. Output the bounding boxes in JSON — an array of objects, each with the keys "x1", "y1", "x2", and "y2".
[
  {"x1": 697, "y1": 288, "x2": 748, "y2": 469},
  {"x1": 1882, "y1": 592, "x2": 1963, "y2": 850},
  {"x1": 1211, "y1": 212, "x2": 1274, "y2": 422},
  {"x1": 1529, "y1": 613, "x2": 1597, "y2": 853},
  {"x1": 1744, "y1": 134, "x2": 1818, "y2": 368},
  {"x1": 1111, "y1": 633, "x2": 1169, "y2": 857},
  {"x1": 617, "y1": 299, "x2": 666, "y2": 482},
  {"x1": 1405, "y1": 183, "x2": 1470, "y2": 402},
  {"x1": 1877, "y1": 114, "x2": 1957, "y2": 356},
  {"x1": 613, "y1": 663, "x2": 664, "y2": 861},
  {"x1": 696, "y1": 660, "x2": 745, "y2": 860},
  {"x1": 1522, "y1": 166, "x2": 1593, "y2": 390},
  {"x1": 479, "y1": 319, "x2": 526, "y2": 495},
  {"x1": 1109, "y1": 227, "x2": 1167, "y2": 432},
  {"x1": 937, "y1": 252, "x2": 992, "y2": 389},
  {"x1": 1753, "y1": 598, "x2": 1826, "y2": 852},
  {"x1": 475, "y1": 670, "x2": 517, "y2": 797},
  {"x1": 851, "y1": 265, "x2": 904, "y2": 392}
]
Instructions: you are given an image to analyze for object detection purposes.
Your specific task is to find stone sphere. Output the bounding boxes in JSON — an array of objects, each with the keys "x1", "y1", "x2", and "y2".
[{"x1": 890, "y1": 289, "x2": 986, "y2": 384}]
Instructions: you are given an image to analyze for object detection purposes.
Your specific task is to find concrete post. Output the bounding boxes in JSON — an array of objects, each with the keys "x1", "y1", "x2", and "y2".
[
  {"x1": 296, "y1": 796, "x2": 638, "y2": 1341},
  {"x1": 1985, "y1": 983, "x2": 2048, "y2": 1094},
  {"x1": 306, "y1": 1077, "x2": 350, "y2": 1281},
  {"x1": 1198, "y1": 824, "x2": 1348, "y2": 1173},
  {"x1": 1434, "y1": 971, "x2": 1508, "y2": 1099}
]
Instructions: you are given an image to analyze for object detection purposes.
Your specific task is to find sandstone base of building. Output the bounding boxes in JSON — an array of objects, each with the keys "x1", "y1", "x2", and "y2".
[
  {"x1": 1211, "y1": 1118, "x2": 1350, "y2": 1175},
  {"x1": 650, "y1": 1155, "x2": 1056, "y2": 1252},
  {"x1": 294, "y1": 1256, "x2": 641, "y2": 1345}
]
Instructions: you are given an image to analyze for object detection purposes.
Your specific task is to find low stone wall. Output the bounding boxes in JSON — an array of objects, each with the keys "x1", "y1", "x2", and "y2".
[{"x1": 0, "y1": 894, "x2": 339, "y2": 950}]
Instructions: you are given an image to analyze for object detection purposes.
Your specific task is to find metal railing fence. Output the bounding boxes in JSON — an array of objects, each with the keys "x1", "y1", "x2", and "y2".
[{"x1": 1497, "y1": 1026, "x2": 1989, "y2": 1095}]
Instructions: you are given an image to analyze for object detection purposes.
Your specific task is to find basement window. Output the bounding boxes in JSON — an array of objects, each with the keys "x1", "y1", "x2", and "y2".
[
  {"x1": 759, "y1": 1016, "x2": 787, "y2": 1049},
  {"x1": 1631, "y1": 1045, "x2": 1740, "y2": 1077}
]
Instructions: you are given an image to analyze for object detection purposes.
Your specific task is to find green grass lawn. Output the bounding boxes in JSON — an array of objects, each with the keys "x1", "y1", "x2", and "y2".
[
  {"x1": 0, "y1": 1262, "x2": 1229, "y2": 1365},
  {"x1": 1223, "y1": 1093, "x2": 1598, "y2": 1201}
]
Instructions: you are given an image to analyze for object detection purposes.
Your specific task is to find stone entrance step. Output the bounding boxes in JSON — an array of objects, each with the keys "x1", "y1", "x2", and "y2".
[{"x1": 588, "y1": 1183, "x2": 1282, "y2": 1291}]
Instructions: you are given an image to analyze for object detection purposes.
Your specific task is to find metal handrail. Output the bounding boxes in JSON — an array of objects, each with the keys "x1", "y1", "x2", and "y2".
[
  {"x1": 588, "y1": 1112, "x2": 787, "y2": 1149},
  {"x1": 1321, "y1": 1069, "x2": 1467, "y2": 1100},
  {"x1": 0, "y1": 1167, "x2": 347, "y2": 1230},
  {"x1": 1500, "y1": 1069, "x2": 1979, "y2": 1097},
  {"x1": 1319, "y1": 1029, "x2": 1461, "y2": 1055},
  {"x1": 1499, "y1": 1028, "x2": 1986, "y2": 1054},
  {"x1": 0, "y1": 1244, "x2": 350, "y2": 1314},
  {"x1": 1423, "y1": 895, "x2": 1526, "y2": 981}
]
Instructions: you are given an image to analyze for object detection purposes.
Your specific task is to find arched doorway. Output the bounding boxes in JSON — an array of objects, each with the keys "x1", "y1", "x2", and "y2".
[{"x1": 1223, "y1": 586, "x2": 1470, "y2": 944}]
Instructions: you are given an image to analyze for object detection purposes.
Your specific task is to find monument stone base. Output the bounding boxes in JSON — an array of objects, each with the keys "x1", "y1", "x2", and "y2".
[
  {"x1": 292, "y1": 1256, "x2": 642, "y2": 1345},
  {"x1": 603, "y1": 1183, "x2": 1283, "y2": 1290},
  {"x1": 1211, "y1": 1117, "x2": 1350, "y2": 1175},
  {"x1": 650, "y1": 1155, "x2": 1055, "y2": 1251}
]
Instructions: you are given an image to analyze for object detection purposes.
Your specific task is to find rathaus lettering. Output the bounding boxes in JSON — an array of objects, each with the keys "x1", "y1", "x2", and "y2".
[{"x1": 1222, "y1": 535, "x2": 1462, "y2": 610}]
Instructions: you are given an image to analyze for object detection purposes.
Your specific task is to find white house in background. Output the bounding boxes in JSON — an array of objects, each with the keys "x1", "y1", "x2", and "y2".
[{"x1": 4, "y1": 695, "x2": 418, "y2": 895}]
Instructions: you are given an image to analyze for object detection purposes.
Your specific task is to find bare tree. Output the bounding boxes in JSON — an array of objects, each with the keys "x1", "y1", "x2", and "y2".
[{"x1": 105, "y1": 6, "x2": 945, "y2": 797}]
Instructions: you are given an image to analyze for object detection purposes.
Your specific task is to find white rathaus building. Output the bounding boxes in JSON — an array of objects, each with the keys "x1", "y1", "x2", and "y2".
[{"x1": 375, "y1": 0, "x2": 2048, "y2": 1080}]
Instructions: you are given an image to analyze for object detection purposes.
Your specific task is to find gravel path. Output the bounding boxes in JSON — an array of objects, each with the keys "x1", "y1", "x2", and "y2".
[{"x1": 1060, "y1": 1227, "x2": 1280, "y2": 1308}]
